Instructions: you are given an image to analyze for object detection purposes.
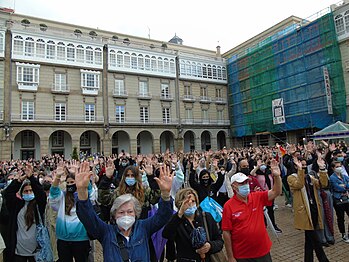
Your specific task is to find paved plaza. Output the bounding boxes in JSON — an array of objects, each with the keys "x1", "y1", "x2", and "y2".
[{"x1": 95, "y1": 195, "x2": 348, "y2": 262}]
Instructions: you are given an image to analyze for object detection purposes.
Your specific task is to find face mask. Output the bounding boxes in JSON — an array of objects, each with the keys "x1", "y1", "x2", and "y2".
[
  {"x1": 260, "y1": 165, "x2": 267, "y2": 172},
  {"x1": 39, "y1": 178, "x2": 44, "y2": 185},
  {"x1": 335, "y1": 167, "x2": 342, "y2": 174},
  {"x1": 121, "y1": 162, "x2": 128, "y2": 167},
  {"x1": 200, "y1": 178, "x2": 211, "y2": 187},
  {"x1": 116, "y1": 215, "x2": 135, "y2": 231},
  {"x1": 337, "y1": 157, "x2": 344, "y2": 162},
  {"x1": 237, "y1": 184, "x2": 250, "y2": 197},
  {"x1": 125, "y1": 177, "x2": 136, "y2": 186},
  {"x1": 66, "y1": 184, "x2": 77, "y2": 193},
  {"x1": 42, "y1": 182, "x2": 51, "y2": 191},
  {"x1": 220, "y1": 171, "x2": 225, "y2": 175},
  {"x1": 6, "y1": 179, "x2": 12, "y2": 186},
  {"x1": 184, "y1": 204, "x2": 197, "y2": 217},
  {"x1": 240, "y1": 168, "x2": 249, "y2": 176},
  {"x1": 22, "y1": 193, "x2": 35, "y2": 202}
]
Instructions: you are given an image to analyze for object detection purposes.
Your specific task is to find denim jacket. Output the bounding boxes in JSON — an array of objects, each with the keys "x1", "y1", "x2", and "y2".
[
  {"x1": 329, "y1": 173, "x2": 349, "y2": 199},
  {"x1": 76, "y1": 196, "x2": 173, "y2": 262}
]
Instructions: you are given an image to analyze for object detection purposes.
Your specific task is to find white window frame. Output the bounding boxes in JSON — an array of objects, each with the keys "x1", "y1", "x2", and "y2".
[
  {"x1": 140, "y1": 106, "x2": 149, "y2": 123},
  {"x1": 161, "y1": 83, "x2": 170, "y2": 99},
  {"x1": 81, "y1": 70, "x2": 100, "y2": 89},
  {"x1": 85, "y1": 103, "x2": 95, "y2": 122},
  {"x1": 139, "y1": 81, "x2": 148, "y2": 96},
  {"x1": 114, "y1": 79, "x2": 125, "y2": 95},
  {"x1": 16, "y1": 62, "x2": 40, "y2": 90},
  {"x1": 55, "y1": 102, "x2": 66, "y2": 121},
  {"x1": 115, "y1": 105, "x2": 125, "y2": 123},
  {"x1": 185, "y1": 108, "x2": 193, "y2": 123},
  {"x1": 22, "y1": 100, "x2": 34, "y2": 121},
  {"x1": 162, "y1": 107, "x2": 170, "y2": 123},
  {"x1": 54, "y1": 73, "x2": 68, "y2": 92}
]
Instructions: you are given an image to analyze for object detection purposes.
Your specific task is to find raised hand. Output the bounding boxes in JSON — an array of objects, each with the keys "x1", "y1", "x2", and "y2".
[
  {"x1": 105, "y1": 159, "x2": 115, "y2": 178},
  {"x1": 56, "y1": 161, "x2": 65, "y2": 178},
  {"x1": 75, "y1": 161, "x2": 92, "y2": 201},
  {"x1": 270, "y1": 159, "x2": 281, "y2": 176},
  {"x1": 154, "y1": 164, "x2": 173, "y2": 194},
  {"x1": 293, "y1": 158, "x2": 303, "y2": 171},
  {"x1": 24, "y1": 163, "x2": 33, "y2": 178},
  {"x1": 329, "y1": 143, "x2": 336, "y2": 152},
  {"x1": 317, "y1": 157, "x2": 326, "y2": 170},
  {"x1": 69, "y1": 159, "x2": 80, "y2": 174}
]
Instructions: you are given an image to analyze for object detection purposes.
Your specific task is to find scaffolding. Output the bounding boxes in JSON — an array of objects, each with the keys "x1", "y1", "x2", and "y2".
[{"x1": 227, "y1": 13, "x2": 346, "y2": 137}]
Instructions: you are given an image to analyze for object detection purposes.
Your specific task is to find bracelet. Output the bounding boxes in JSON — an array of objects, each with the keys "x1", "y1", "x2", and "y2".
[{"x1": 161, "y1": 193, "x2": 171, "y2": 201}]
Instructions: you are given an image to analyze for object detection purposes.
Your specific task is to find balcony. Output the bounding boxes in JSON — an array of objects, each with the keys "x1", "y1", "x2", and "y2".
[
  {"x1": 199, "y1": 96, "x2": 211, "y2": 104},
  {"x1": 11, "y1": 113, "x2": 104, "y2": 123},
  {"x1": 181, "y1": 119, "x2": 230, "y2": 125},
  {"x1": 17, "y1": 82, "x2": 38, "y2": 92},
  {"x1": 113, "y1": 90, "x2": 128, "y2": 98},
  {"x1": 81, "y1": 87, "x2": 99, "y2": 96},
  {"x1": 137, "y1": 92, "x2": 152, "y2": 100},
  {"x1": 214, "y1": 97, "x2": 227, "y2": 104},
  {"x1": 182, "y1": 95, "x2": 196, "y2": 102},
  {"x1": 160, "y1": 94, "x2": 174, "y2": 101},
  {"x1": 51, "y1": 84, "x2": 70, "y2": 94}
]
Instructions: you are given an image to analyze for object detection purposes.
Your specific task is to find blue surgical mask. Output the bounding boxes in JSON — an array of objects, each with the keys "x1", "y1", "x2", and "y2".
[
  {"x1": 260, "y1": 165, "x2": 267, "y2": 172},
  {"x1": 184, "y1": 204, "x2": 197, "y2": 217},
  {"x1": 238, "y1": 184, "x2": 250, "y2": 197},
  {"x1": 121, "y1": 162, "x2": 128, "y2": 167},
  {"x1": 22, "y1": 193, "x2": 35, "y2": 202},
  {"x1": 125, "y1": 177, "x2": 136, "y2": 186},
  {"x1": 337, "y1": 157, "x2": 344, "y2": 162}
]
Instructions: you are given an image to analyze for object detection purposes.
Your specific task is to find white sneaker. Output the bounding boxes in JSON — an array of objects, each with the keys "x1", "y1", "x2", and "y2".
[
  {"x1": 273, "y1": 204, "x2": 279, "y2": 210},
  {"x1": 342, "y1": 235, "x2": 349, "y2": 243},
  {"x1": 286, "y1": 203, "x2": 292, "y2": 208}
]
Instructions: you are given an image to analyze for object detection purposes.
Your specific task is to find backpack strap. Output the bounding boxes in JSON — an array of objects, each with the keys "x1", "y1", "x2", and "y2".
[{"x1": 116, "y1": 233, "x2": 130, "y2": 262}]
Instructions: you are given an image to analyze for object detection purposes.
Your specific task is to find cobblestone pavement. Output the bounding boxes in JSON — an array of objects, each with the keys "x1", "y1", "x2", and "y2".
[{"x1": 95, "y1": 195, "x2": 348, "y2": 262}]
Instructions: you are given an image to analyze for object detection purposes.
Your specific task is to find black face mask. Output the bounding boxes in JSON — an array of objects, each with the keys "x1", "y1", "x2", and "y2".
[
  {"x1": 200, "y1": 178, "x2": 211, "y2": 187},
  {"x1": 66, "y1": 184, "x2": 77, "y2": 193},
  {"x1": 240, "y1": 168, "x2": 249, "y2": 176},
  {"x1": 42, "y1": 182, "x2": 51, "y2": 191}
]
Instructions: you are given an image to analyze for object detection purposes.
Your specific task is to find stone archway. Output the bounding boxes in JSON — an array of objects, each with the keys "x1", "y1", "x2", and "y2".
[
  {"x1": 14, "y1": 130, "x2": 41, "y2": 160},
  {"x1": 80, "y1": 130, "x2": 101, "y2": 155},
  {"x1": 112, "y1": 131, "x2": 130, "y2": 154},
  {"x1": 137, "y1": 131, "x2": 153, "y2": 154},
  {"x1": 49, "y1": 130, "x2": 72, "y2": 157},
  {"x1": 217, "y1": 130, "x2": 227, "y2": 150},
  {"x1": 160, "y1": 131, "x2": 175, "y2": 153},
  {"x1": 201, "y1": 131, "x2": 211, "y2": 151},
  {"x1": 183, "y1": 131, "x2": 195, "y2": 152}
]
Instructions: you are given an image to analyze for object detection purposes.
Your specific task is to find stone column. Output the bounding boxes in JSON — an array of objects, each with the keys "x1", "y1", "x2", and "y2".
[
  {"x1": 40, "y1": 139, "x2": 50, "y2": 157},
  {"x1": 130, "y1": 139, "x2": 138, "y2": 155},
  {"x1": 153, "y1": 138, "x2": 160, "y2": 154}
]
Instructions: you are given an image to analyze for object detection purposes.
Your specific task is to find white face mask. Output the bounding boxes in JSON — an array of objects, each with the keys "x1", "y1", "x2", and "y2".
[
  {"x1": 335, "y1": 167, "x2": 342, "y2": 174},
  {"x1": 39, "y1": 178, "x2": 44, "y2": 185},
  {"x1": 116, "y1": 215, "x2": 135, "y2": 231}
]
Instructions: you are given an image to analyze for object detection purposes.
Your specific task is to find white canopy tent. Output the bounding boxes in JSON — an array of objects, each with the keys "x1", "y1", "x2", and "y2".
[{"x1": 311, "y1": 121, "x2": 349, "y2": 141}]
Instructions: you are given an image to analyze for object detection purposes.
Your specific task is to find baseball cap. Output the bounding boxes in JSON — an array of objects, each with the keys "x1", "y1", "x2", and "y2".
[{"x1": 230, "y1": 172, "x2": 249, "y2": 184}]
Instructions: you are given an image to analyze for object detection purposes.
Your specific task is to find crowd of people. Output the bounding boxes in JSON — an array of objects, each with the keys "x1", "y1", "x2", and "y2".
[{"x1": 0, "y1": 140, "x2": 348, "y2": 262}]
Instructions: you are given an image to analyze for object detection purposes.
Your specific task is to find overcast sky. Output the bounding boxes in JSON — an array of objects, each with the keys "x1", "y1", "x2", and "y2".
[{"x1": 2, "y1": 0, "x2": 340, "y2": 53}]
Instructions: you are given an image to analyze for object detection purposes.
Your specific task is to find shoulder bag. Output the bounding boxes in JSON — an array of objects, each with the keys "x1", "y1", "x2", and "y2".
[
  {"x1": 116, "y1": 233, "x2": 131, "y2": 262},
  {"x1": 35, "y1": 205, "x2": 54, "y2": 262},
  {"x1": 202, "y1": 212, "x2": 227, "y2": 262}
]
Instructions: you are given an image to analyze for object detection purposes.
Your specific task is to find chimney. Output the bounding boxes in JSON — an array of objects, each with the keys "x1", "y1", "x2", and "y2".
[{"x1": 216, "y1": 45, "x2": 221, "y2": 57}]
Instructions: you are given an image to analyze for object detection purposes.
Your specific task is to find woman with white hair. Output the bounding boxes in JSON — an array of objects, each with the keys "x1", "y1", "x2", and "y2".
[{"x1": 75, "y1": 161, "x2": 174, "y2": 262}]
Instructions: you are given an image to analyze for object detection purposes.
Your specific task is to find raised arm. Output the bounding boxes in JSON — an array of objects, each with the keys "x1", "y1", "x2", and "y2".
[{"x1": 267, "y1": 159, "x2": 282, "y2": 201}]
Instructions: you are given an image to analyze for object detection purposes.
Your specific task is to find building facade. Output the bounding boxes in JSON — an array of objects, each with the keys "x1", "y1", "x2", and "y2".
[
  {"x1": 0, "y1": 12, "x2": 229, "y2": 160},
  {"x1": 223, "y1": 5, "x2": 347, "y2": 147}
]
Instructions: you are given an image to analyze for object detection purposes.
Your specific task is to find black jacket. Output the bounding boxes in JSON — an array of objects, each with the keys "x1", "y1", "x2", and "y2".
[
  {"x1": 3, "y1": 176, "x2": 46, "y2": 262},
  {"x1": 162, "y1": 209, "x2": 223, "y2": 262},
  {"x1": 189, "y1": 169, "x2": 224, "y2": 203}
]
